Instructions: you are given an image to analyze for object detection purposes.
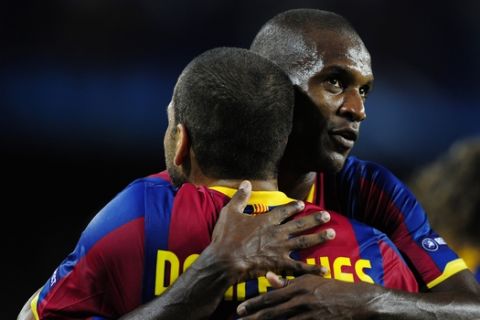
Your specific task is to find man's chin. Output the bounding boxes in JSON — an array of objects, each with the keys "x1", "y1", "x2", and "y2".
[{"x1": 322, "y1": 152, "x2": 348, "y2": 173}]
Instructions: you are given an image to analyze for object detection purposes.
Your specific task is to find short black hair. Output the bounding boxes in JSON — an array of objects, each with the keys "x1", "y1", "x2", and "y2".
[
  {"x1": 250, "y1": 9, "x2": 358, "y2": 82},
  {"x1": 173, "y1": 47, "x2": 294, "y2": 180}
]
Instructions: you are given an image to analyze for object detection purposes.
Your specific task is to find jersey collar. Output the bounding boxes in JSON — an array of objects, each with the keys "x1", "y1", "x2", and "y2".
[{"x1": 209, "y1": 186, "x2": 294, "y2": 206}]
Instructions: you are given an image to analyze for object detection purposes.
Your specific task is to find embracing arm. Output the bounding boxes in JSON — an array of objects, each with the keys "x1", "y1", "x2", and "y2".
[
  {"x1": 356, "y1": 270, "x2": 480, "y2": 319},
  {"x1": 118, "y1": 245, "x2": 233, "y2": 320},
  {"x1": 120, "y1": 181, "x2": 332, "y2": 320},
  {"x1": 235, "y1": 159, "x2": 480, "y2": 319},
  {"x1": 17, "y1": 289, "x2": 40, "y2": 320},
  {"x1": 236, "y1": 267, "x2": 480, "y2": 320}
]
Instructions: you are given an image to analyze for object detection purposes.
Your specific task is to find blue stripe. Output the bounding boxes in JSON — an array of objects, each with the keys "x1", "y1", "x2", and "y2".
[
  {"x1": 245, "y1": 279, "x2": 259, "y2": 300},
  {"x1": 339, "y1": 156, "x2": 459, "y2": 275},
  {"x1": 349, "y1": 220, "x2": 385, "y2": 286},
  {"x1": 142, "y1": 179, "x2": 176, "y2": 302},
  {"x1": 38, "y1": 176, "x2": 171, "y2": 308}
]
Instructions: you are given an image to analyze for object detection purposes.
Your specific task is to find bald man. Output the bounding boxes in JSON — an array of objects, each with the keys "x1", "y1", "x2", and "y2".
[{"x1": 235, "y1": 8, "x2": 480, "y2": 319}]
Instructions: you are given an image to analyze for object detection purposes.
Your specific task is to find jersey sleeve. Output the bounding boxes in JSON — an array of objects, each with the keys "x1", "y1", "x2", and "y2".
[
  {"x1": 32, "y1": 180, "x2": 150, "y2": 319},
  {"x1": 334, "y1": 157, "x2": 468, "y2": 289},
  {"x1": 353, "y1": 220, "x2": 419, "y2": 292},
  {"x1": 373, "y1": 231, "x2": 419, "y2": 292}
]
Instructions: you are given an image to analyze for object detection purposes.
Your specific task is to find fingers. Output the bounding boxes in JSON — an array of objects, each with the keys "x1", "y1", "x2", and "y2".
[
  {"x1": 279, "y1": 211, "x2": 331, "y2": 235},
  {"x1": 268, "y1": 200, "x2": 305, "y2": 224},
  {"x1": 226, "y1": 180, "x2": 252, "y2": 212},
  {"x1": 265, "y1": 271, "x2": 288, "y2": 288},
  {"x1": 236, "y1": 286, "x2": 290, "y2": 318},
  {"x1": 286, "y1": 259, "x2": 328, "y2": 276},
  {"x1": 236, "y1": 281, "x2": 301, "y2": 319},
  {"x1": 286, "y1": 228, "x2": 336, "y2": 250}
]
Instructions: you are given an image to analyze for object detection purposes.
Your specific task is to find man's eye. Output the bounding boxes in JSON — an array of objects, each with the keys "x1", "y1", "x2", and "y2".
[
  {"x1": 359, "y1": 86, "x2": 370, "y2": 97},
  {"x1": 328, "y1": 78, "x2": 342, "y2": 88}
]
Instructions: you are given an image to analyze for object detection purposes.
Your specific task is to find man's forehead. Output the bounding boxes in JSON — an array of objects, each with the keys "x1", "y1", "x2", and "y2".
[{"x1": 309, "y1": 29, "x2": 372, "y2": 76}]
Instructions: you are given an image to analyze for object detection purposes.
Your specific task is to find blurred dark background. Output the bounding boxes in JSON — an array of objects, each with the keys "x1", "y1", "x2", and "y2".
[{"x1": 3, "y1": 0, "x2": 479, "y2": 317}]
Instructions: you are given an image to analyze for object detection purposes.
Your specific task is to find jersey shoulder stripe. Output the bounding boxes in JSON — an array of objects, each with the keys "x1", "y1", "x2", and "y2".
[
  {"x1": 35, "y1": 176, "x2": 176, "y2": 318},
  {"x1": 334, "y1": 156, "x2": 467, "y2": 287},
  {"x1": 142, "y1": 176, "x2": 177, "y2": 301}
]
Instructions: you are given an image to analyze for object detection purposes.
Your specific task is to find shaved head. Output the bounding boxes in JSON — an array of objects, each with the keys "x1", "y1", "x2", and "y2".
[
  {"x1": 250, "y1": 9, "x2": 373, "y2": 174},
  {"x1": 250, "y1": 9, "x2": 362, "y2": 87}
]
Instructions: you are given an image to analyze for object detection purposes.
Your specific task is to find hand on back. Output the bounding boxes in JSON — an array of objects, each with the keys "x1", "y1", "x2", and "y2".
[{"x1": 210, "y1": 180, "x2": 334, "y2": 283}]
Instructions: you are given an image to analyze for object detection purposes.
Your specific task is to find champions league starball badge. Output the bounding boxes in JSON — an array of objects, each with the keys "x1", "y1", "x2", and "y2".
[{"x1": 421, "y1": 238, "x2": 439, "y2": 252}]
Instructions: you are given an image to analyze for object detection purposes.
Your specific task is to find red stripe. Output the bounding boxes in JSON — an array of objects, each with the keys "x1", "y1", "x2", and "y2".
[
  {"x1": 148, "y1": 170, "x2": 171, "y2": 182},
  {"x1": 168, "y1": 184, "x2": 219, "y2": 263},
  {"x1": 297, "y1": 206, "x2": 361, "y2": 281},
  {"x1": 38, "y1": 218, "x2": 145, "y2": 318},
  {"x1": 379, "y1": 240, "x2": 418, "y2": 292},
  {"x1": 359, "y1": 177, "x2": 441, "y2": 285}
]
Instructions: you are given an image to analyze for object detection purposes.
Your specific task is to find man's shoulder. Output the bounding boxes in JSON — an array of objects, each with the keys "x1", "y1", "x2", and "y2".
[
  {"x1": 132, "y1": 170, "x2": 174, "y2": 189},
  {"x1": 335, "y1": 156, "x2": 404, "y2": 190},
  {"x1": 302, "y1": 203, "x2": 352, "y2": 227},
  {"x1": 303, "y1": 201, "x2": 395, "y2": 245},
  {"x1": 173, "y1": 183, "x2": 229, "y2": 214},
  {"x1": 341, "y1": 156, "x2": 393, "y2": 177},
  {"x1": 145, "y1": 170, "x2": 172, "y2": 183},
  {"x1": 85, "y1": 172, "x2": 176, "y2": 241},
  {"x1": 124, "y1": 171, "x2": 177, "y2": 201}
]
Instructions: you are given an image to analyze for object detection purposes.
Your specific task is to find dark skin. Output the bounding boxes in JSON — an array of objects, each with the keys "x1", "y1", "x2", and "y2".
[
  {"x1": 117, "y1": 118, "x2": 335, "y2": 320},
  {"x1": 16, "y1": 103, "x2": 334, "y2": 320},
  {"x1": 237, "y1": 272, "x2": 480, "y2": 320},
  {"x1": 18, "y1": 186, "x2": 332, "y2": 320},
  {"x1": 238, "y1": 28, "x2": 480, "y2": 319},
  {"x1": 119, "y1": 181, "x2": 334, "y2": 320},
  {"x1": 19, "y1": 27, "x2": 480, "y2": 320}
]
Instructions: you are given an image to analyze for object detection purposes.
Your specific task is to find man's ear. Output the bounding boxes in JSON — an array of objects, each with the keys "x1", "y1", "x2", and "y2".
[{"x1": 174, "y1": 123, "x2": 190, "y2": 166}]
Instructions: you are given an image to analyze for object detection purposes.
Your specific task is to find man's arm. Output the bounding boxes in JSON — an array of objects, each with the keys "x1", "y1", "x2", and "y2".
[
  {"x1": 236, "y1": 265, "x2": 480, "y2": 319},
  {"x1": 17, "y1": 289, "x2": 39, "y2": 320},
  {"x1": 120, "y1": 181, "x2": 334, "y2": 320}
]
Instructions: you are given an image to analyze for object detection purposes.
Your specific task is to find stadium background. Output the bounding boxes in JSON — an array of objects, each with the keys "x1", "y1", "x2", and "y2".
[{"x1": 3, "y1": 0, "x2": 479, "y2": 318}]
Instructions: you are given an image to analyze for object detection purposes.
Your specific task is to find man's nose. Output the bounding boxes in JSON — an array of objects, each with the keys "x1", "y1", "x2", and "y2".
[{"x1": 338, "y1": 90, "x2": 366, "y2": 122}]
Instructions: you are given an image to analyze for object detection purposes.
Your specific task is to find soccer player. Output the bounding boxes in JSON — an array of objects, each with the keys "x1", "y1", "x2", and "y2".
[
  {"x1": 234, "y1": 9, "x2": 480, "y2": 319},
  {"x1": 23, "y1": 47, "x2": 417, "y2": 320}
]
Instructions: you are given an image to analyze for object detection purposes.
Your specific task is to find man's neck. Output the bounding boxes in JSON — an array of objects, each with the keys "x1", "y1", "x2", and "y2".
[
  {"x1": 186, "y1": 158, "x2": 279, "y2": 191},
  {"x1": 278, "y1": 170, "x2": 316, "y2": 201},
  {"x1": 277, "y1": 152, "x2": 318, "y2": 200}
]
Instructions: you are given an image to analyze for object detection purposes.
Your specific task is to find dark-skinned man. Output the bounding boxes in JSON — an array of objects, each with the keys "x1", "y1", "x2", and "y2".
[
  {"x1": 21, "y1": 48, "x2": 418, "y2": 320},
  {"x1": 234, "y1": 8, "x2": 480, "y2": 319},
  {"x1": 19, "y1": 9, "x2": 480, "y2": 320}
]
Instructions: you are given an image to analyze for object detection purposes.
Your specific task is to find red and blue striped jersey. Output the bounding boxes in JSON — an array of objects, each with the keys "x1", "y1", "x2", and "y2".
[
  {"x1": 306, "y1": 156, "x2": 468, "y2": 289},
  {"x1": 33, "y1": 172, "x2": 417, "y2": 319}
]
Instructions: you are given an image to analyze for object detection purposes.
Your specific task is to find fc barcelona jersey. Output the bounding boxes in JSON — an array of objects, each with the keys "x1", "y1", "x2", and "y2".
[
  {"x1": 33, "y1": 172, "x2": 417, "y2": 319},
  {"x1": 306, "y1": 156, "x2": 468, "y2": 289}
]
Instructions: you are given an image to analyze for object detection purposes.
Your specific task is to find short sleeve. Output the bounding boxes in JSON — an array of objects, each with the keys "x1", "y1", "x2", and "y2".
[
  {"x1": 33, "y1": 180, "x2": 149, "y2": 319},
  {"x1": 332, "y1": 157, "x2": 468, "y2": 288}
]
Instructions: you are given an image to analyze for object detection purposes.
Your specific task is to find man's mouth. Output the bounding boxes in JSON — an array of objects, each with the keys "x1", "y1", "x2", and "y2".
[{"x1": 329, "y1": 127, "x2": 358, "y2": 149}]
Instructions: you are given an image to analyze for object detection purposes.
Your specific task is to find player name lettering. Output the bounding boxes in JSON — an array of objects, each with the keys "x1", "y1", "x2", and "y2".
[{"x1": 154, "y1": 250, "x2": 374, "y2": 300}]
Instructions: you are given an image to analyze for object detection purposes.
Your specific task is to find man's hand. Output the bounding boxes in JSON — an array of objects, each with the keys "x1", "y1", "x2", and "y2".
[
  {"x1": 120, "y1": 181, "x2": 334, "y2": 320},
  {"x1": 236, "y1": 272, "x2": 380, "y2": 320},
  {"x1": 17, "y1": 289, "x2": 40, "y2": 320},
  {"x1": 210, "y1": 180, "x2": 335, "y2": 283},
  {"x1": 236, "y1": 271, "x2": 480, "y2": 320}
]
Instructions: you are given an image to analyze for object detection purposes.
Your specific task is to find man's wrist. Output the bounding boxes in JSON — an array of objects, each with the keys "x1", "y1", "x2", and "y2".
[
  {"x1": 195, "y1": 244, "x2": 242, "y2": 286},
  {"x1": 355, "y1": 284, "x2": 389, "y2": 319}
]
